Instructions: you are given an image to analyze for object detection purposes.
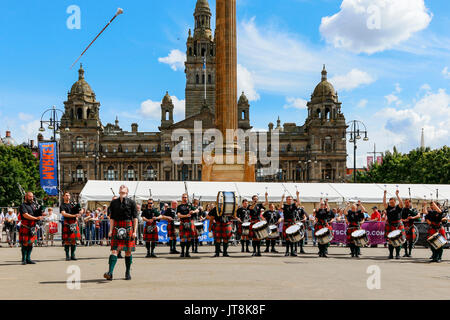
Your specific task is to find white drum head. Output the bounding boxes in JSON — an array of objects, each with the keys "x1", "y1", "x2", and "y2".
[
  {"x1": 253, "y1": 221, "x2": 266, "y2": 229},
  {"x1": 315, "y1": 228, "x2": 329, "y2": 236},
  {"x1": 352, "y1": 230, "x2": 366, "y2": 238},
  {"x1": 269, "y1": 225, "x2": 277, "y2": 231},
  {"x1": 242, "y1": 222, "x2": 251, "y2": 227},
  {"x1": 388, "y1": 230, "x2": 401, "y2": 238},
  {"x1": 286, "y1": 225, "x2": 300, "y2": 234}
]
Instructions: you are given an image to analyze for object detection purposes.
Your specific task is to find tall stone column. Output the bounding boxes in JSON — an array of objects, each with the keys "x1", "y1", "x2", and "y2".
[{"x1": 215, "y1": 0, "x2": 237, "y2": 136}]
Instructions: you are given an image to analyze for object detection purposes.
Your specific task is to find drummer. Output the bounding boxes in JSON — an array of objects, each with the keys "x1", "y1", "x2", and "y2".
[
  {"x1": 401, "y1": 199, "x2": 420, "y2": 257},
  {"x1": 263, "y1": 203, "x2": 282, "y2": 253},
  {"x1": 159, "y1": 200, "x2": 179, "y2": 254},
  {"x1": 207, "y1": 205, "x2": 236, "y2": 257},
  {"x1": 383, "y1": 189, "x2": 404, "y2": 259},
  {"x1": 190, "y1": 198, "x2": 204, "y2": 254},
  {"x1": 248, "y1": 199, "x2": 266, "y2": 257},
  {"x1": 294, "y1": 202, "x2": 307, "y2": 254},
  {"x1": 424, "y1": 201, "x2": 447, "y2": 263},
  {"x1": 280, "y1": 190, "x2": 300, "y2": 257},
  {"x1": 344, "y1": 201, "x2": 366, "y2": 258},
  {"x1": 251, "y1": 192, "x2": 269, "y2": 215},
  {"x1": 236, "y1": 200, "x2": 252, "y2": 253},
  {"x1": 315, "y1": 198, "x2": 334, "y2": 258}
]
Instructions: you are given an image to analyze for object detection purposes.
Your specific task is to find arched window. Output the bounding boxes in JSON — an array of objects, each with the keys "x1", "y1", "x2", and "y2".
[
  {"x1": 76, "y1": 108, "x2": 83, "y2": 120},
  {"x1": 146, "y1": 165, "x2": 156, "y2": 181},
  {"x1": 324, "y1": 164, "x2": 332, "y2": 180},
  {"x1": 325, "y1": 108, "x2": 330, "y2": 121},
  {"x1": 295, "y1": 166, "x2": 301, "y2": 181},
  {"x1": 86, "y1": 108, "x2": 91, "y2": 119},
  {"x1": 201, "y1": 47, "x2": 206, "y2": 57},
  {"x1": 188, "y1": 47, "x2": 192, "y2": 56},
  {"x1": 107, "y1": 166, "x2": 115, "y2": 181},
  {"x1": 324, "y1": 136, "x2": 332, "y2": 152},
  {"x1": 316, "y1": 108, "x2": 321, "y2": 118},
  {"x1": 165, "y1": 110, "x2": 169, "y2": 121},
  {"x1": 242, "y1": 111, "x2": 245, "y2": 120},
  {"x1": 196, "y1": 75, "x2": 199, "y2": 84},
  {"x1": 76, "y1": 165, "x2": 84, "y2": 181}
]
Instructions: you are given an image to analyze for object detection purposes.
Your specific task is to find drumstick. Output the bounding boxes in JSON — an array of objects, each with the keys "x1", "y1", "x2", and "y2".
[{"x1": 110, "y1": 188, "x2": 116, "y2": 197}]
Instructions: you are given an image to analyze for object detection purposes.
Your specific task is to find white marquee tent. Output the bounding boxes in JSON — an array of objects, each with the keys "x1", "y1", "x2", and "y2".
[{"x1": 80, "y1": 180, "x2": 450, "y2": 205}]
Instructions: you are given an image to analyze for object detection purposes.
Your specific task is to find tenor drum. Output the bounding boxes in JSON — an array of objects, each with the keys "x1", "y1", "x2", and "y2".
[
  {"x1": 427, "y1": 232, "x2": 447, "y2": 250},
  {"x1": 286, "y1": 224, "x2": 304, "y2": 243},
  {"x1": 216, "y1": 191, "x2": 238, "y2": 217},
  {"x1": 268, "y1": 225, "x2": 279, "y2": 239},
  {"x1": 351, "y1": 229, "x2": 368, "y2": 247},
  {"x1": 195, "y1": 222, "x2": 204, "y2": 235},
  {"x1": 387, "y1": 230, "x2": 405, "y2": 247},
  {"x1": 315, "y1": 228, "x2": 333, "y2": 245},
  {"x1": 253, "y1": 221, "x2": 269, "y2": 240},
  {"x1": 241, "y1": 222, "x2": 251, "y2": 236}
]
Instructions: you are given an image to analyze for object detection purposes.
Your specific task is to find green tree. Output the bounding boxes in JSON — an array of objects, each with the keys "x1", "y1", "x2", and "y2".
[
  {"x1": 357, "y1": 146, "x2": 450, "y2": 184},
  {"x1": 0, "y1": 145, "x2": 46, "y2": 207}
]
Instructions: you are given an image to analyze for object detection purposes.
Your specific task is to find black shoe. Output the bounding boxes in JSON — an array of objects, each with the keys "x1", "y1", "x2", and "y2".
[
  {"x1": 214, "y1": 252, "x2": 220, "y2": 257},
  {"x1": 300, "y1": 249, "x2": 305, "y2": 254},
  {"x1": 180, "y1": 252, "x2": 185, "y2": 257},
  {"x1": 241, "y1": 248, "x2": 245, "y2": 253},
  {"x1": 26, "y1": 260, "x2": 36, "y2": 264},
  {"x1": 104, "y1": 272, "x2": 113, "y2": 281},
  {"x1": 322, "y1": 254, "x2": 328, "y2": 258},
  {"x1": 150, "y1": 253, "x2": 157, "y2": 258},
  {"x1": 117, "y1": 253, "x2": 123, "y2": 259},
  {"x1": 395, "y1": 255, "x2": 400, "y2": 260},
  {"x1": 185, "y1": 252, "x2": 191, "y2": 258},
  {"x1": 70, "y1": 256, "x2": 77, "y2": 261},
  {"x1": 403, "y1": 253, "x2": 409, "y2": 257},
  {"x1": 125, "y1": 272, "x2": 131, "y2": 280},
  {"x1": 146, "y1": 252, "x2": 151, "y2": 258},
  {"x1": 351, "y1": 252, "x2": 355, "y2": 257},
  {"x1": 21, "y1": 261, "x2": 27, "y2": 265},
  {"x1": 388, "y1": 255, "x2": 394, "y2": 259},
  {"x1": 264, "y1": 248, "x2": 270, "y2": 253},
  {"x1": 271, "y1": 248, "x2": 278, "y2": 253},
  {"x1": 246, "y1": 248, "x2": 251, "y2": 253},
  {"x1": 285, "y1": 252, "x2": 290, "y2": 257},
  {"x1": 252, "y1": 252, "x2": 256, "y2": 256},
  {"x1": 66, "y1": 257, "x2": 70, "y2": 261},
  {"x1": 290, "y1": 252, "x2": 297, "y2": 257}
]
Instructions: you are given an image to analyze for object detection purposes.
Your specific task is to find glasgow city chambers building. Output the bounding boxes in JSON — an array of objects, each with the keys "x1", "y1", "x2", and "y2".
[{"x1": 43, "y1": 0, "x2": 347, "y2": 197}]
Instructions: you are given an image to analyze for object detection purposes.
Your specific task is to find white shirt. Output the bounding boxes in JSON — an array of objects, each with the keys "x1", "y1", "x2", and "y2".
[
  {"x1": 45, "y1": 213, "x2": 58, "y2": 223},
  {"x1": 5, "y1": 213, "x2": 17, "y2": 222},
  {"x1": 0, "y1": 212, "x2": 4, "y2": 223}
]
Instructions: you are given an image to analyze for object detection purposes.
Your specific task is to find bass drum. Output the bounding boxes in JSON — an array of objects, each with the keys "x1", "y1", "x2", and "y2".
[{"x1": 216, "y1": 191, "x2": 238, "y2": 217}]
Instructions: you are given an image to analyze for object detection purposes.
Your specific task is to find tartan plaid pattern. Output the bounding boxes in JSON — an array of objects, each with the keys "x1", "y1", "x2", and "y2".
[
  {"x1": 385, "y1": 220, "x2": 405, "y2": 240},
  {"x1": 428, "y1": 222, "x2": 447, "y2": 239},
  {"x1": 19, "y1": 219, "x2": 37, "y2": 246},
  {"x1": 346, "y1": 222, "x2": 360, "y2": 243},
  {"x1": 143, "y1": 221, "x2": 158, "y2": 242},
  {"x1": 314, "y1": 219, "x2": 332, "y2": 233},
  {"x1": 111, "y1": 220, "x2": 135, "y2": 252},
  {"x1": 282, "y1": 219, "x2": 296, "y2": 240},
  {"x1": 167, "y1": 222, "x2": 177, "y2": 239},
  {"x1": 62, "y1": 219, "x2": 81, "y2": 245},
  {"x1": 179, "y1": 219, "x2": 195, "y2": 242},
  {"x1": 213, "y1": 222, "x2": 233, "y2": 242},
  {"x1": 403, "y1": 220, "x2": 417, "y2": 242}
]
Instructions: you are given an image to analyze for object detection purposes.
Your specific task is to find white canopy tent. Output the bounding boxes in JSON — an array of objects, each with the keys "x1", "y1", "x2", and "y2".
[{"x1": 79, "y1": 180, "x2": 450, "y2": 205}]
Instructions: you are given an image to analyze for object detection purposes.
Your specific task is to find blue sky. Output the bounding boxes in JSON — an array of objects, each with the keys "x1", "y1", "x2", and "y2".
[{"x1": 0, "y1": 0, "x2": 449, "y2": 167}]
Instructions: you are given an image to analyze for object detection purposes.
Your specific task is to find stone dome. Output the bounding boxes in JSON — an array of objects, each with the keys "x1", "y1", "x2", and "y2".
[
  {"x1": 2, "y1": 131, "x2": 17, "y2": 146},
  {"x1": 312, "y1": 65, "x2": 337, "y2": 100},
  {"x1": 70, "y1": 64, "x2": 94, "y2": 96},
  {"x1": 162, "y1": 91, "x2": 172, "y2": 104},
  {"x1": 238, "y1": 92, "x2": 249, "y2": 105}
]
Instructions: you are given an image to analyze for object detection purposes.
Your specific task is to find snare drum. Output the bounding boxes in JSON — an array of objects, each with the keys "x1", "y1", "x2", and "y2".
[
  {"x1": 427, "y1": 232, "x2": 447, "y2": 250},
  {"x1": 174, "y1": 221, "x2": 181, "y2": 237},
  {"x1": 286, "y1": 224, "x2": 304, "y2": 243},
  {"x1": 253, "y1": 221, "x2": 269, "y2": 240},
  {"x1": 351, "y1": 229, "x2": 368, "y2": 247},
  {"x1": 315, "y1": 228, "x2": 333, "y2": 245},
  {"x1": 268, "y1": 225, "x2": 279, "y2": 239},
  {"x1": 216, "y1": 191, "x2": 238, "y2": 217},
  {"x1": 195, "y1": 222, "x2": 204, "y2": 235},
  {"x1": 241, "y1": 222, "x2": 251, "y2": 236},
  {"x1": 387, "y1": 230, "x2": 405, "y2": 247}
]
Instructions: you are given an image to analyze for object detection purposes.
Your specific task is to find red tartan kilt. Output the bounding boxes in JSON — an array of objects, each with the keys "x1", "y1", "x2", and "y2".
[
  {"x1": 404, "y1": 222, "x2": 417, "y2": 242},
  {"x1": 143, "y1": 222, "x2": 159, "y2": 242},
  {"x1": 167, "y1": 222, "x2": 176, "y2": 239},
  {"x1": 19, "y1": 220, "x2": 37, "y2": 245},
  {"x1": 237, "y1": 223, "x2": 249, "y2": 240},
  {"x1": 249, "y1": 219, "x2": 261, "y2": 240},
  {"x1": 282, "y1": 220, "x2": 296, "y2": 239},
  {"x1": 213, "y1": 222, "x2": 232, "y2": 241},
  {"x1": 385, "y1": 221, "x2": 405, "y2": 240},
  {"x1": 111, "y1": 220, "x2": 135, "y2": 252},
  {"x1": 314, "y1": 221, "x2": 332, "y2": 234},
  {"x1": 346, "y1": 224, "x2": 359, "y2": 243},
  {"x1": 179, "y1": 220, "x2": 195, "y2": 241},
  {"x1": 62, "y1": 221, "x2": 81, "y2": 245},
  {"x1": 428, "y1": 225, "x2": 447, "y2": 240}
]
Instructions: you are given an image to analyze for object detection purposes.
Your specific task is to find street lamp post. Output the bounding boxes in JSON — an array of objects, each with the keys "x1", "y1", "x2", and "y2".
[
  {"x1": 343, "y1": 120, "x2": 369, "y2": 183},
  {"x1": 39, "y1": 106, "x2": 67, "y2": 206}
]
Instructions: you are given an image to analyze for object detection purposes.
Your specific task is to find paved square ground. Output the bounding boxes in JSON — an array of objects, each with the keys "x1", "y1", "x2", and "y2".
[{"x1": 0, "y1": 244, "x2": 448, "y2": 300}]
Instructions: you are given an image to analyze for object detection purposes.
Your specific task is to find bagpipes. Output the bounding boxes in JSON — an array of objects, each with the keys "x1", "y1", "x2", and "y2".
[
  {"x1": 17, "y1": 182, "x2": 46, "y2": 216},
  {"x1": 58, "y1": 186, "x2": 81, "y2": 215}
]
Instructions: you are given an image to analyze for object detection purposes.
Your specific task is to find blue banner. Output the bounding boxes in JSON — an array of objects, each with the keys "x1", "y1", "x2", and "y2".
[
  {"x1": 39, "y1": 142, "x2": 58, "y2": 196},
  {"x1": 152, "y1": 220, "x2": 214, "y2": 243}
]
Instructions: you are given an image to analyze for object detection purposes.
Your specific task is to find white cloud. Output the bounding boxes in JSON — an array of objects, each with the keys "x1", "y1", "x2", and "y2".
[
  {"x1": 158, "y1": 49, "x2": 186, "y2": 71},
  {"x1": 420, "y1": 83, "x2": 431, "y2": 91},
  {"x1": 283, "y1": 97, "x2": 308, "y2": 110},
  {"x1": 376, "y1": 88, "x2": 450, "y2": 149},
  {"x1": 356, "y1": 99, "x2": 368, "y2": 108},
  {"x1": 237, "y1": 64, "x2": 260, "y2": 101},
  {"x1": 139, "y1": 95, "x2": 185, "y2": 120},
  {"x1": 18, "y1": 112, "x2": 34, "y2": 121},
  {"x1": 329, "y1": 69, "x2": 375, "y2": 91},
  {"x1": 320, "y1": 0, "x2": 432, "y2": 54},
  {"x1": 395, "y1": 83, "x2": 402, "y2": 93},
  {"x1": 385, "y1": 93, "x2": 399, "y2": 106},
  {"x1": 442, "y1": 66, "x2": 450, "y2": 79}
]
